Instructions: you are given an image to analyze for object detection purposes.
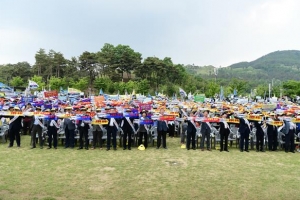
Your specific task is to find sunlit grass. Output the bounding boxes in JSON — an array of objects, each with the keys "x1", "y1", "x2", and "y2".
[{"x1": 0, "y1": 135, "x2": 299, "y2": 200}]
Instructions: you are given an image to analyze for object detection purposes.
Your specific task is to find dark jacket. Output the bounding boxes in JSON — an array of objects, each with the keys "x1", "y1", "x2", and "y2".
[
  {"x1": 254, "y1": 121, "x2": 264, "y2": 135},
  {"x1": 219, "y1": 121, "x2": 230, "y2": 135},
  {"x1": 157, "y1": 120, "x2": 168, "y2": 132},
  {"x1": 9, "y1": 116, "x2": 23, "y2": 130},
  {"x1": 186, "y1": 120, "x2": 196, "y2": 134},
  {"x1": 236, "y1": 117, "x2": 250, "y2": 134}
]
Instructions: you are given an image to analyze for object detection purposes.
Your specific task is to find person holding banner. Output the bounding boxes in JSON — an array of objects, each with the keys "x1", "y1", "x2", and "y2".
[
  {"x1": 234, "y1": 112, "x2": 251, "y2": 152},
  {"x1": 47, "y1": 108, "x2": 59, "y2": 149},
  {"x1": 8, "y1": 106, "x2": 23, "y2": 148},
  {"x1": 77, "y1": 108, "x2": 91, "y2": 150},
  {"x1": 22, "y1": 103, "x2": 33, "y2": 135},
  {"x1": 266, "y1": 114, "x2": 278, "y2": 151},
  {"x1": 91, "y1": 108, "x2": 103, "y2": 150},
  {"x1": 219, "y1": 112, "x2": 230, "y2": 152},
  {"x1": 106, "y1": 107, "x2": 119, "y2": 151},
  {"x1": 200, "y1": 110, "x2": 212, "y2": 151},
  {"x1": 185, "y1": 112, "x2": 197, "y2": 150},
  {"x1": 138, "y1": 110, "x2": 149, "y2": 149},
  {"x1": 254, "y1": 120, "x2": 265, "y2": 152},
  {"x1": 63, "y1": 107, "x2": 74, "y2": 149},
  {"x1": 121, "y1": 109, "x2": 136, "y2": 150},
  {"x1": 30, "y1": 107, "x2": 45, "y2": 149},
  {"x1": 280, "y1": 117, "x2": 296, "y2": 153},
  {"x1": 157, "y1": 108, "x2": 168, "y2": 149}
]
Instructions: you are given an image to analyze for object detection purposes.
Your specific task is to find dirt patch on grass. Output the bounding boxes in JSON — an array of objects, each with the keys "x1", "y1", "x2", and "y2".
[{"x1": 165, "y1": 159, "x2": 186, "y2": 167}]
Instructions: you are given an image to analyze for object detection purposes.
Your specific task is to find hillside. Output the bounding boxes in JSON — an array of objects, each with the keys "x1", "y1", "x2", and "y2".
[{"x1": 185, "y1": 50, "x2": 300, "y2": 84}]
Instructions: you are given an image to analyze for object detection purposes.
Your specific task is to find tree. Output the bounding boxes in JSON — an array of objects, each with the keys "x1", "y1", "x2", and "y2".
[
  {"x1": 78, "y1": 51, "x2": 98, "y2": 87},
  {"x1": 49, "y1": 77, "x2": 67, "y2": 91},
  {"x1": 70, "y1": 77, "x2": 89, "y2": 92},
  {"x1": 10, "y1": 76, "x2": 24, "y2": 87},
  {"x1": 137, "y1": 80, "x2": 150, "y2": 94}
]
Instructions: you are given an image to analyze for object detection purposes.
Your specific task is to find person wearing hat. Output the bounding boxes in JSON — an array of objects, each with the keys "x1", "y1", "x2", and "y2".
[
  {"x1": 200, "y1": 110, "x2": 212, "y2": 151},
  {"x1": 280, "y1": 115, "x2": 296, "y2": 153},
  {"x1": 106, "y1": 107, "x2": 119, "y2": 151},
  {"x1": 219, "y1": 112, "x2": 230, "y2": 152},
  {"x1": 185, "y1": 112, "x2": 197, "y2": 150},
  {"x1": 266, "y1": 113, "x2": 279, "y2": 151},
  {"x1": 137, "y1": 110, "x2": 149, "y2": 150},
  {"x1": 234, "y1": 112, "x2": 251, "y2": 152},
  {"x1": 47, "y1": 108, "x2": 59, "y2": 149},
  {"x1": 156, "y1": 108, "x2": 168, "y2": 149},
  {"x1": 8, "y1": 106, "x2": 23, "y2": 148},
  {"x1": 63, "y1": 107, "x2": 75, "y2": 149},
  {"x1": 91, "y1": 108, "x2": 104, "y2": 150},
  {"x1": 77, "y1": 108, "x2": 91, "y2": 150},
  {"x1": 253, "y1": 119, "x2": 265, "y2": 152},
  {"x1": 120, "y1": 108, "x2": 135, "y2": 150},
  {"x1": 30, "y1": 107, "x2": 45, "y2": 149},
  {"x1": 22, "y1": 103, "x2": 33, "y2": 135}
]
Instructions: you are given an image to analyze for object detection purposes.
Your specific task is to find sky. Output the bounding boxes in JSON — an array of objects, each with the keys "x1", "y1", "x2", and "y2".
[{"x1": 0, "y1": 0, "x2": 299, "y2": 67}]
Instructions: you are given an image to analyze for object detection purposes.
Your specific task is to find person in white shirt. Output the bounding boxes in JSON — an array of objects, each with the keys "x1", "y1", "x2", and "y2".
[{"x1": 30, "y1": 107, "x2": 44, "y2": 149}]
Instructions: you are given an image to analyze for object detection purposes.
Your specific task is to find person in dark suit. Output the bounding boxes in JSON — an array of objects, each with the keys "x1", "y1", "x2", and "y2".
[
  {"x1": 157, "y1": 108, "x2": 168, "y2": 149},
  {"x1": 47, "y1": 108, "x2": 59, "y2": 149},
  {"x1": 254, "y1": 120, "x2": 265, "y2": 152},
  {"x1": 185, "y1": 112, "x2": 196, "y2": 150},
  {"x1": 219, "y1": 112, "x2": 230, "y2": 152},
  {"x1": 137, "y1": 110, "x2": 149, "y2": 149},
  {"x1": 8, "y1": 106, "x2": 23, "y2": 148},
  {"x1": 91, "y1": 108, "x2": 103, "y2": 150},
  {"x1": 77, "y1": 108, "x2": 91, "y2": 150},
  {"x1": 266, "y1": 114, "x2": 278, "y2": 151},
  {"x1": 22, "y1": 103, "x2": 33, "y2": 135},
  {"x1": 235, "y1": 113, "x2": 251, "y2": 152},
  {"x1": 63, "y1": 107, "x2": 72, "y2": 148},
  {"x1": 200, "y1": 110, "x2": 212, "y2": 151},
  {"x1": 106, "y1": 107, "x2": 118, "y2": 151},
  {"x1": 30, "y1": 107, "x2": 44, "y2": 149},
  {"x1": 121, "y1": 108, "x2": 135, "y2": 150},
  {"x1": 281, "y1": 117, "x2": 296, "y2": 153}
]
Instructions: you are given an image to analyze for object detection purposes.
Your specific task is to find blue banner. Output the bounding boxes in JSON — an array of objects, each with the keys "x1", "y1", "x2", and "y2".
[{"x1": 140, "y1": 119, "x2": 154, "y2": 125}]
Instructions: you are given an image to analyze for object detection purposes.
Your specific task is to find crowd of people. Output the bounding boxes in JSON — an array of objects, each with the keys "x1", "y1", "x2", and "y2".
[{"x1": 2, "y1": 100, "x2": 300, "y2": 153}]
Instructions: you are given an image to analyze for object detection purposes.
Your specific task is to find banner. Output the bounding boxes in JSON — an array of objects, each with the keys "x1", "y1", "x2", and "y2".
[
  {"x1": 94, "y1": 96, "x2": 105, "y2": 107},
  {"x1": 194, "y1": 94, "x2": 205, "y2": 103},
  {"x1": 44, "y1": 90, "x2": 58, "y2": 98},
  {"x1": 140, "y1": 119, "x2": 154, "y2": 125},
  {"x1": 68, "y1": 88, "x2": 81, "y2": 93},
  {"x1": 91, "y1": 119, "x2": 109, "y2": 125},
  {"x1": 139, "y1": 103, "x2": 152, "y2": 112}
]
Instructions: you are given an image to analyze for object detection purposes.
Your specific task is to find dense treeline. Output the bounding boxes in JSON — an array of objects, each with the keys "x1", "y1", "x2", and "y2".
[{"x1": 1, "y1": 46, "x2": 300, "y2": 98}]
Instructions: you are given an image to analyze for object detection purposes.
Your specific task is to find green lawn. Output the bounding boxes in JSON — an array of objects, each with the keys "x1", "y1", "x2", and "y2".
[{"x1": 0, "y1": 136, "x2": 299, "y2": 200}]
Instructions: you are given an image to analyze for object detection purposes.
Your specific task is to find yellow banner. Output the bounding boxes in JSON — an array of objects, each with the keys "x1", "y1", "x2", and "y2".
[
  {"x1": 226, "y1": 118, "x2": 239, "y2": 124},
  {"x1": 91, "y1": 119, "x2": 109, "y2": 125}
]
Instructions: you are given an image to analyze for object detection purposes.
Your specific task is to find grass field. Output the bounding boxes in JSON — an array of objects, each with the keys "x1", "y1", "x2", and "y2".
[{"x1": 0, "y1": 135, "x2": 300, "y2": 200}]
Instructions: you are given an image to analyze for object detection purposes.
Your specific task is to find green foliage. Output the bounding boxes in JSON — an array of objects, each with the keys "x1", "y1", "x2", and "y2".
[
  {"x1": 70, "y1": 77, "x2": 89, "y2": 92},
  {"x1": 49, "y1": 77, "x2": 67, "y2": 91},
  {"x1": 10, "y1": 76, "x2": 24, "y2": 87}
]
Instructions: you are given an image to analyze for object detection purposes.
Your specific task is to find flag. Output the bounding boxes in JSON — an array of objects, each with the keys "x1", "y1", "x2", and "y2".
[
  {"x1": 125, "y1": 89, "x2": 128, "y2": 96},
  {"x1": 28, "y1": 80, "x2": 39, "y2": 90},
  {"x1": 179, "y1": 87, "x2": 187, "y2": 97},
  {"x1": 99, "y1": 88, "x2": 103, "y2": 95},
  {"x1": 68, "y1": 88, "x2": 81, "y2": 93},
  {"x1": 233, "y1": 88, "x2": 237, "y2": 96},
  {"x1": 220, "y1": 86, "x2": 224, "y2": 100},
  {"x1": 188, "y1": 92, "x2": 193, "y2": 100}
]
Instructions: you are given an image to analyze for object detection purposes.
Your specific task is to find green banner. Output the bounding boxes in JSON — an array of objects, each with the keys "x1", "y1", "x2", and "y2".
[{"x1": 194, "y1": 94, "x2": 205, "y2": 103}]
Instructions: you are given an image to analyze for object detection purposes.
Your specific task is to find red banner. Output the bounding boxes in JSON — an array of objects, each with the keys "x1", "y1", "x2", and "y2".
[
  {"x1": 139, "y1": 103, "x2": 152, "y2": 112},
  {"x1": 44, "y1": 91, "x2": 58, "y2": 98},
  {"x1": 159, "y1": 115, "x2": 176, "y2": 121}
]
